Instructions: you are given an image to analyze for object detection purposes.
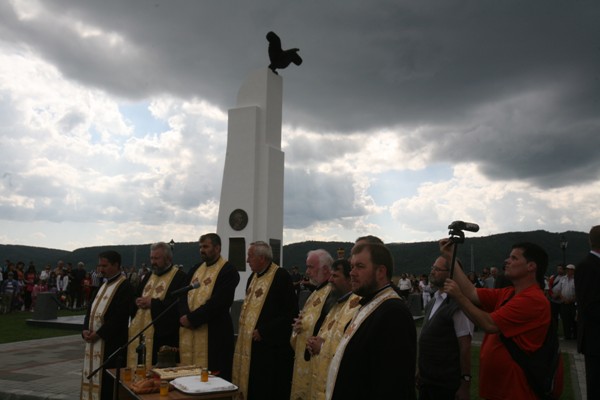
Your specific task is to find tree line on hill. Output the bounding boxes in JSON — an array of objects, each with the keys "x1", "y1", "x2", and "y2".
[{"x1": 0, "y1": 230, "x2": 589, "y2": 277}]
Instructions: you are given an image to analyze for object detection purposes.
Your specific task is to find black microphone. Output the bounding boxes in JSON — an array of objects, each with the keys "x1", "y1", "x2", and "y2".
[
  {"x1": 169, "y1": 281, "x2": 201, "y2": 297},
  {"x1": 448, "y1": 220, "x2": 480, "y2": 232}
]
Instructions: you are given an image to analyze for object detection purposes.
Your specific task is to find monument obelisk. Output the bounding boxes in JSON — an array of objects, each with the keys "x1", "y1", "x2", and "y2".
[{"x1": 216, "y1": 68, "x2": 284, "y2": 300}]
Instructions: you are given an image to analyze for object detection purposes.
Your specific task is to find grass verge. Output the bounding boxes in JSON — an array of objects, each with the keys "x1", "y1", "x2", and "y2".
[{"x1": 0, "y1": 309, "x2": 85, "y2": 344}]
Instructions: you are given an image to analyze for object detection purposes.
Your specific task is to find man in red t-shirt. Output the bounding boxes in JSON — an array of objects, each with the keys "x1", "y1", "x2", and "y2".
[{"x1": 442, "y1": 240, "x2": 550, "y2": 400}]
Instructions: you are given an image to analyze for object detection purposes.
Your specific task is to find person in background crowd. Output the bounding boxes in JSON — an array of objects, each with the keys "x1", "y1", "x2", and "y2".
[
  {"x1": 553, "y1": 264, "x2": 577, "y2": 340},
  {"x1": 56, "y1": 270, "x2": 69, "y2": 306},
  {"x1": 72, "y1": 262, "x2": 86, "y2": 309},
  {"x1": 40, "y1": 264, "x2": 52, "y2": 281},
  {"x1": 82, "y1": 272, "x2": 92, "y2": 307},
  {"x1": 47, "y1": 271, "x2": 57, "y2": 293},
  {"x1": 575, "y1": 224, "x2": 600, "y2": 400},
  {"x1": 0, "y1": 271, "x2": 19, "y2": 313},
  {"x1": 90, "y1": 265, "x2": 101, "y2": 302},
  {"x1": 15, "y1": 261, "x2": 25, "y2": 281},
  {"x1": 290, "y1": 266, "x2": 303, "y2": 295},
  {"x1": 547, "y1": 264, "x2": 565, "y2": 329},
  {"x1": 23, "y1": 264, "x2": 37, "y2": 311},
  {"x1": 54, "y1": 260, "x2": 64, "y2": 276},
  {"x1": 398, "y1": 273, "x2": 412, "y2": 299},
  {"x1": 483, "y1": 267, "x2": 497, "y2": 288},
  {"x1": 419, "y1": 274, "x2": 432, "y2": 309}
]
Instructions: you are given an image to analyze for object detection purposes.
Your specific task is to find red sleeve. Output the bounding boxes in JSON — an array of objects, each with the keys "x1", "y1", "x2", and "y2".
[{"x1": 490, "y1": 285, "x2": 550, "y2": 352}]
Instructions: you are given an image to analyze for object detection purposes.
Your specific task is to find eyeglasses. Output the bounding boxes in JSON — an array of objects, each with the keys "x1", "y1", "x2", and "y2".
[{"x1": 431, "y1": 266, "x2": 449, "y2": 272}]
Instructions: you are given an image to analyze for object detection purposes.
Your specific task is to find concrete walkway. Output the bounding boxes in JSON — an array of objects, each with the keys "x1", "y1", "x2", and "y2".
[{"x1": 0, "y1": 325, "x2": 587, "y2": 399}]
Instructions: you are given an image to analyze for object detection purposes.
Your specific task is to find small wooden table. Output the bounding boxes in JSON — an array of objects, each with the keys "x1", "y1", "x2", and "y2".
[{"x1": 107, "y1": 369, "x2": 239, "y2": 400}]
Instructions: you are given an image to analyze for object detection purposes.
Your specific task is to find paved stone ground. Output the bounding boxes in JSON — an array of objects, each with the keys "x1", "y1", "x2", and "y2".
[
  {"x1": 0, "y1": 316, "x2": 587, "y2": 399},
  {"x1": 0, "y1": 334, "x2": 84, "y2": 400}
]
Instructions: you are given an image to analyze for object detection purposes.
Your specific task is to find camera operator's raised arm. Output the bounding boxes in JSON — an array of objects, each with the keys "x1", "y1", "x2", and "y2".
[{"x1": 440, "y1": 238, "x2": 500, "y2": 333}]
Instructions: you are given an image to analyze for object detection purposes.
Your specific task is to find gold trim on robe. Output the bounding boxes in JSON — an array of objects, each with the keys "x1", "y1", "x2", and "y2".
[
  {"x1": 231, "y1": 263, "x2": 279, "y2": 400},
  {"x1": 81, "y1": 275, "x2": 127, "y2": 400},
  {"x1": 290, "y1": 284, "x2": 333, "y2": 400},
  {"x1": 127, "y1": 266, "x2": 179, "y2": 369},
  {"x1": 325, "y1": 287, "x2": 400, "y2": 400},
  {"x1": 310, "y1": 293, "x2": 361, "y2": 400},
  {"x1": 179, "y1": 256, "x2": 228, "y2": 367}
]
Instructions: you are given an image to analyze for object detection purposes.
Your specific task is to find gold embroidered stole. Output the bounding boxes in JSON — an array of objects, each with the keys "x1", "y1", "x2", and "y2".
[
  {"x1": 325, "y1": 287, "x2": 399, "y2": 400},
  {"x1": 231, "y1": 263, "x2": 279, "y2": 399},
  {"x1": 179, "y1": 257, "x2": 227, "y2": 367},
  {"x1": 127, "y1": 266, "x2": 179, "y2": 368},
  {"x1": 290, "y1": 284, "x2": 333, "y2": 400},
  {"x1": 81, "y1": 275, "x2": 127, "y2": 400},
  {"x1": 310, "y1": 294, "x2": 361, "y2": 400}
]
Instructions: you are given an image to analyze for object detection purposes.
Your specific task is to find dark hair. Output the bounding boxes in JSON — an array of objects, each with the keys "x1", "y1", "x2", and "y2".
[
  {"x1": 355, "y1": 235, "x2": 384, "y2": 245},
  {"x1": 331, "y1": 258, "x2": 351, "y2": 278},
  {"x1": 98, "y1": 250, "x2": 122, "y2": 268},
  {"x1": 351, "y1": 243, "x2": 394, "y2": 280},
  {"x1": 200, "y1": 233, "x2": 222, "y2": 247},
  {"x1": 512, "y1": 242, "x2": 548, "y2": 288}
]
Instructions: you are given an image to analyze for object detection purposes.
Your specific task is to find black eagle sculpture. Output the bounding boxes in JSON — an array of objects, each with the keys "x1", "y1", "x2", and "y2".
[{"x1": 266, "y1": 31, "x2": 302, "y2": 74}]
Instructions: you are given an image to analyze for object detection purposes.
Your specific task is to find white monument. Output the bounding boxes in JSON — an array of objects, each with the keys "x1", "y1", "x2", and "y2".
[{"x1": 216, "y1": 68, "x2": 285, "y2": 300}]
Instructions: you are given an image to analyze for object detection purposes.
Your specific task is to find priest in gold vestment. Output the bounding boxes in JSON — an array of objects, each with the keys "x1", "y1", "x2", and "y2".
[
  {"x1": 81, "y1": 250, "x2": 133, "y2": 400},
  {"x1": 179, "y1": 233, "x2": 240, "y2": 381},
  {"x1": 305, "y1": 258, "x2": 361, "y2": 400},
  {"x1": 232, "y1": 241, "x2": 297, "y2": 400},
  {"x1": 290, "y1": 249, "x2": 337, "y2": 400},
  {"x1": 127, "y1": 242, "x2": 187, "y2": 369}
]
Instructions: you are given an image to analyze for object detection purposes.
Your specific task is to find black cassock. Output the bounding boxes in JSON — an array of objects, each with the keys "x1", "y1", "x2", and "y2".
[
  {"x1": 246, "y1": 265, "x2": 298, "y2": 400},
  {"x1": 331, "y1": 295, "x2": 417, "y2": 400}
]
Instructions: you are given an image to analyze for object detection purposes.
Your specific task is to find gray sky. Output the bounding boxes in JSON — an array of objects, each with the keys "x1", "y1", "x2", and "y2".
[{"x1": 1, "y1": 0, "x2": 598, "y2": 251}]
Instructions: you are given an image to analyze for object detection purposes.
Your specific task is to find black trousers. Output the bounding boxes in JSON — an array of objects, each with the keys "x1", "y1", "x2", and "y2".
[
  {"x1": 560, "y1": 303, "x2": 577, "y2": 339},
  {"x1": 585, "y1": 354, "x2": 600, "y2": 400}
]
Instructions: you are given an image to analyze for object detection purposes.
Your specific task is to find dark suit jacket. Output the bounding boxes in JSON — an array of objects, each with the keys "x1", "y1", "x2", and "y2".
[{"x1": 575, "y1": 252, "x2": 600, "y2": 355}]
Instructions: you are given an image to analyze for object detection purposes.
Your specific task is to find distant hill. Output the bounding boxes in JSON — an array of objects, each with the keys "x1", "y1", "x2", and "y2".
[{"x1": 1, "y1": 230, "x2": 588, "y2": 276}]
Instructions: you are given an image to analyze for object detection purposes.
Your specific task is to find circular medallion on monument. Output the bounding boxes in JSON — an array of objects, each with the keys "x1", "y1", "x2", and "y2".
[{"x1": 229, "y1": 209, "x2": 249, "y2": 231}]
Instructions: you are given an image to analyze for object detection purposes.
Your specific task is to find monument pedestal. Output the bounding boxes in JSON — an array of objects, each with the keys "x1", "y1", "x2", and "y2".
[{"x1": 33, "y1": 292, "x2": 58, "y2": 320}]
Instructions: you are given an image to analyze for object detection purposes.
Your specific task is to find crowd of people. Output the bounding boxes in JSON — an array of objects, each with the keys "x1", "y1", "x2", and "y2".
[
  {"x1": 3, "y1": 225, "x2": 600, "y2": 400},
  {"x1": 0, "y1": 255, "x2": 158, "y2": 315},
  {"x1": 0, "y1": 260, "x2": 96, "y2": 313}
]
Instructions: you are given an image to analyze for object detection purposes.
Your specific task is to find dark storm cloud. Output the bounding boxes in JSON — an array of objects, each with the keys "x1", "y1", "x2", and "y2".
[
  {"x1": 1, "y1": 0, "x2": 599, "y2": 190},
  {"x1": 284, "y1": 168, "x2": 365, "y2": 229}
]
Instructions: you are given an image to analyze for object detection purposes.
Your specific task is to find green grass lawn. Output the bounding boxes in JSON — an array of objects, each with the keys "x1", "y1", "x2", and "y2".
[{"x1": 0, "y1": 309, "x2": 85, "y2": 344}]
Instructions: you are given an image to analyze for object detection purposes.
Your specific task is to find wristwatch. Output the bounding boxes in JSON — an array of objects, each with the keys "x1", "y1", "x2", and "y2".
[{"x1": 461, "y1": 374, "x2": 472, "y2": 382}]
